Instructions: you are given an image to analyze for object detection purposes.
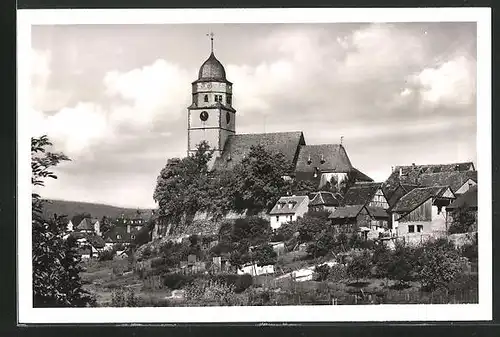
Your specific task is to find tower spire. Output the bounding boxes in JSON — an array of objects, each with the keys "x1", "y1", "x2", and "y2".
[{"x1": 207, "y1": 32, "x2": 214, "y2": 53}]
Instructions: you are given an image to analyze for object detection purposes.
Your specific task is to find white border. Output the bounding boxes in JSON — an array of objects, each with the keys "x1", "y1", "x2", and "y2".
[{"x1": 17, "y1": 8, "x2": 492, "y2": 324}]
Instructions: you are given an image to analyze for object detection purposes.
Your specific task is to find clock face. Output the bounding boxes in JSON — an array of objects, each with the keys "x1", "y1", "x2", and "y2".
[
  {"x1": 226, "y1": 112, "x2": 231, "y2": 124},
  {"x1": 200, "y1": 111, "x2": 209, "y2": 122}
]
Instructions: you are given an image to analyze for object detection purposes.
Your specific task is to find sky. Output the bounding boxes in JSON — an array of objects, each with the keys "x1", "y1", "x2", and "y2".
[{"x1": 30, "y1": 22, "x2": 477, "y2": 208}]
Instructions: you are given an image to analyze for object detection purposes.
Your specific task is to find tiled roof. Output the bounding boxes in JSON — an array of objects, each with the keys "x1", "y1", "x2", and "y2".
[
  {"x1": 309, "y1": 191, "x2": 339, "y2": 207},
  {"x1": 385, "y1": 183, "x2": 419, "y2": 208},
  {"x1": 329, "y1": 205, "x2": 365, "y2": 219},
  {"x1": 342, "y1": 182, "x2": 383, "y2": 206},
  {"x1": 102, "y1": 226, "x2": 132, "y2": 243},
  {"x1": 447, "y1": 186, "x2": 478, "y2": 210},
  {"x1": 213, "y1": 131, "x2": 305, "y2": 171},
  {"x1": 295, "y1": 144, "x2": 353, "y2": 173},
  {"x1": 352, "y1": 168, "x2": 374, "y2": 182},
  {"x1": 391, "y1": 186, "x2": 451, "y2": 213},
  {"x1": 366, "y1": 206, "x2": 389, "y2": 219},
  {"x1": 418, "y1": 171, "x2": 477, "y2": 193},
  {"x1": 76, "y1": 218, "x2": 98, "y2": 231},
  {"x1": 269, "y1": 196, "x2": 309, "y2": 215},
  {"x1": 87, "y1": 235, "x2": 106, "y2": 249}
]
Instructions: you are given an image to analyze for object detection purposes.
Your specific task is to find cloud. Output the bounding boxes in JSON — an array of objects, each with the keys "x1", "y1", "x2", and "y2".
[
  {"x1": 103, "y1": 59, "x2": 192, "y2": 128},
  {"x1": 412, "y1": 54, "x2": 476, "y2": 106}
]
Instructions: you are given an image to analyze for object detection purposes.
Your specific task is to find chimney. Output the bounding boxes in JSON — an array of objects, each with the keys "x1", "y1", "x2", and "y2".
[{"x1": 399, "y1": 168, "x2": 403, "y2": 177}]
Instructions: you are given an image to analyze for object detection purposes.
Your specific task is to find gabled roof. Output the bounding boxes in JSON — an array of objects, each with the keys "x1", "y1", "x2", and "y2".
[
  {"x1": 214, "y1": 131, "x2": 306, "y2": 171},
  {"x1": 329, "y1": 205, "x2": 365, "y2": 219},
  {"x1": 446, "y1": 185, "x2": 478, "y2": 210},
  {"x1": 385, "y1": 183, "x2": 419, "y2": 208},
  {"x1": 102, "y1": 226, "x2": 132, "y2": 243},
  {"x1": 418, "y1": 171, "x2": 477, "y2": 193},
  {"x1": 395, "y1": 162, "x2": 475, "y2": 175},
  {"x1": 76, "y1": 218, "x2": 98, "y2": 231},
  {"x1": 295, "y1": 144, "x2": 353, "y2": 173},
  {"x1": 342, "y1": 182, "x2": 383, "y2": 206},
  {"x1": 309, "y1": 191, "x2": 339, "y2": 207},
  {"x1": 366, "y1": 206, "x2": 389, "y2": 219},
  {"x1": 269, "y1": 196, "x2": 309, "y2": 215},
  {"x1": 352, "y1": 168, "x2": 374, "y2": 182},
  {"x1": 86, "y1": 235, "x2": 106, "y2": 249},
  {"x1": 391, "y1": 186, "x2": 453, "y2": 213}
]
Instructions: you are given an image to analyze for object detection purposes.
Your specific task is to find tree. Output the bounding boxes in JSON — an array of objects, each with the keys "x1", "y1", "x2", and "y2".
[
  {"x1": 347, "y1": 250, "x2": 372, "y2": 283},
  {"x1": 306, "y1": 230, "x2": 336, "y2": 258},
  {"x1": 153, "y1": 141, "x2": 214, "y2": 232},
  {"x1": 386, "y1": 242, "x2": 416, "y2": 287},
  {"x1": 417, "y1": 239, "x2": 465, "y2": 292},
  {"x1": 100, "y1": 215, "x2": 113, "y2": 235},
  {"x1": 251, "y1": 244, "x2": 277, "y2": 267},
  {"x1": 371, "y1": 243, "x2": 392, "y2": 279},
  {"x1": 448, "y1": 205, "x2": 476, "y2": 234},
  {"x1": 290, "y1": 179, "x2": 318, "y2": 196},
  {"x1": 232, "y1": 145, "x2": 291, "y2": 213},
  {"x1": 296, "y1": 211, "x2": 330, "y2": 243},
  {"x1": 230, "y1": 216, "x2": 272, "y2": 247},
  {"x1": 32, "y1": 135, "x2": 94, "y2": 307}
]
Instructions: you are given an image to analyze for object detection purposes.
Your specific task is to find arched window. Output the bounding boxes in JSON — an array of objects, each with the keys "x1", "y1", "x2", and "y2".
[{"x1": 204, "y1": 94, "x2": 208, "y2": 102}]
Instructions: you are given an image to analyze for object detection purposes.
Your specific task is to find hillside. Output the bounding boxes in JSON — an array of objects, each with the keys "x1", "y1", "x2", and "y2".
[{"x1": 41, "y1": 199, "x2": 154, "y2": 221}]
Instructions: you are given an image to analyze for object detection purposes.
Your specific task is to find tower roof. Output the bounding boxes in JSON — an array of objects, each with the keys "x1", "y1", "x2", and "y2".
[{"x1": 196, "y1": 52, "x2": 227, "y2": 82}]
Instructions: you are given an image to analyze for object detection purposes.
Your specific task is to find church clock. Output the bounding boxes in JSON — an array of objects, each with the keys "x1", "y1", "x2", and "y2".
[{"x1": 200, "y1": 111, "x2": 209, "y2": 121}]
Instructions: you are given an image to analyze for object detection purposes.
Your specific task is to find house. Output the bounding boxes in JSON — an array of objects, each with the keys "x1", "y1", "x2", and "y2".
[
  {"x1": 68, "y1": 232, "x2": 106, "y2": 257},
  {"x1": 329, "y1": 205, "x2": 388, "y2": 239},
  {"x1": 102, "y1": 225, "x2": 134, "y2": 246},
  {"x1": 65, "y1": 219, "x2": 74, "y2": 232},
  {"x1": 75, "y1": 218, "x2": 101, "y2": 236},
  {"x1": 446, "y1": 185, "x2": 478, "y2": 232},
  {"x1": 383, "y1": 183, "x2": 419, "y2": 209},
  {"x1": 114, "y1": 214, "x2": 147, "y2": 234},
  {"x1": 308, "y1": 191, "x2": 339, "y2": 213},
  {"x1": 269, "y1": 196, "x2": 310, "y2": 230},
  {"x1": 383, "y1": 162, "x2": 475, "y2": 197},
  {"x1": 340, "y1": 182, "x2": 390, "y2": 230},
  {"x1": 418, "y1": 170, "x2": 477, "y2": 195},
  {"x1": 390, "y1": 186, "x2": 456, "y2": 236}
]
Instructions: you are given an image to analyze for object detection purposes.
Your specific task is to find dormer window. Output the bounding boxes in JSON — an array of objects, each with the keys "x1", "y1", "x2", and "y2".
[
  {"x1": 307, "y1": 155, "x2": 312, "y2": 165},
  {"x1": 204, "y1": 94, "x2": 208, "y2": 102},
  {"x1": 288, "y1": 202, "x2": 293, "y2": 209}
]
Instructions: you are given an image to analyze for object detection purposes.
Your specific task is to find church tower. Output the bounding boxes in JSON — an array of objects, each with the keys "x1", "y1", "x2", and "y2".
[{"x1": 187, "y1": 34, "x2": 236, "y2": 158}]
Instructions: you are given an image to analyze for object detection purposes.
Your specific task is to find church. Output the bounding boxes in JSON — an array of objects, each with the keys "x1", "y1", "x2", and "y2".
[{"x1": 186, "y1": 37, "x2": 372, "y2": 188}]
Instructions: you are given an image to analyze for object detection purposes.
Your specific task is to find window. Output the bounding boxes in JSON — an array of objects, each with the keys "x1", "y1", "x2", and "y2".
[
  {"x1": 417, "y1": 225, "x2": 423, "y2": 233},
  {"x1": 117, "y1": 234, "x2": 121, "y2": 239},
  {"x1": 226, "y1": 95, "x2": 232, "y2": 104},
  {"x1": 408, "y1": 225, "x2": 415, "y2": 233},
  {"x1": 215, "y1": 94, "x2": 223, "y2": 102},
  {"x1": 276, "y1": 216, "x2": 279, "y2": 222},
  {"x1": 289, "y1": 215, "x2": 293, "y2": 221},
  {"x1": 204, "y1": 94, "x2": 208, "y2": 102}
]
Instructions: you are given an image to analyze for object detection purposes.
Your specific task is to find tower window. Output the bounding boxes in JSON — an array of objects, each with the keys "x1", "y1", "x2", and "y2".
[
  {"x1": 200, "y1": 111, "x2": 209, "y2": 121},
  {"x1": 226, "y1": 96, "x2": 232, "y2": 104},
  {"x1": 204, "y1": 94, "x2": 208, "y2": 102},
  {"x1": 215, "y1": 95, "x2": 222, "y2": 102}
]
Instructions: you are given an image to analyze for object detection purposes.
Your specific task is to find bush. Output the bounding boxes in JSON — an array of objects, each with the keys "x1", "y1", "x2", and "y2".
[
  {"x1": 347, "y1": 250, "x2": 372, "y2": 282},
  {"x1": 162, "y1": 273, "x2": 195, "y2": 290},
  {"x1": 209, "y1": 273, "x2": 253, "y2": 293},
  {"x1": 150, "y1": 257, "x2": 167, "y2": 269},
  {"x1": 417, "y1": 239, "x2": 466, "y2": 292},
  {"x1": 98, "y1": 248, "x2": 115, "y2": 262},
  {"x1": 314, "y1": 264, "x2": 331, "y2": 281}
]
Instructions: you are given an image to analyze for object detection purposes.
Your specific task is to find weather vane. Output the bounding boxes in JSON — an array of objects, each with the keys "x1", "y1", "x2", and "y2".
[
  {"x1": 340, "y1": 136, "x2": 344, "y2": 145},
  {"x1": 206, "y1": 32, "x2": 215, "y2": 53}
]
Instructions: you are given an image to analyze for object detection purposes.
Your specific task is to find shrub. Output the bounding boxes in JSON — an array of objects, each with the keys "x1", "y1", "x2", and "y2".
[
  {"x1": 111, "y1": 288, "x2": 126, "y2": 307},
  {"x1": 150, "y1": 257, "x2": 167, "y2": 269},
  {"x1": 347, "y1": 250, "x2": 372, "y2": 282},
  {"x1": 314, "y1": 264, "x2": 331, "y2": 281},
  {"x1": 386, "y1": 242, "x2": 416, "y2": 286},
  {"x1": 417, "y1": 239, "x2": 466, "y2": 292},
  {"x1": 99, "y1": 248, "x2": 115, "y2": 262},
  {"x1": 162, "y1": 273, "x2": 195, "y2": 290},
  {"x1": 235, "y1": 274, "x2": 253, "y2": 293},
  {"x1": 184, "y1": 279, "x2": 247, "y2": 306},
  {"x1": 327, "y1": 263, "x2": 348, "y2": 282}
]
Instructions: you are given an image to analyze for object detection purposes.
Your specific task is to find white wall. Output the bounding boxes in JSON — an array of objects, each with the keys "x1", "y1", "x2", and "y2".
[{"x1": 270, "y1": 214, "x2": 295, "y2": 230}]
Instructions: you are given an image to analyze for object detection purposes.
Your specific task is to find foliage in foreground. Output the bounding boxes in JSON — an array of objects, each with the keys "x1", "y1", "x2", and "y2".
[{"x1": 32, "y1": 135, "x2": 94, "y2": 307}]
